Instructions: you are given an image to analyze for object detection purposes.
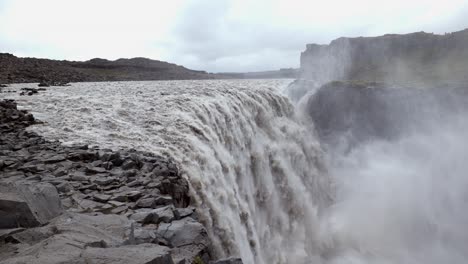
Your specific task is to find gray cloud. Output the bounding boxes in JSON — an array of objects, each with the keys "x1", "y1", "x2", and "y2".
[{"x1": 1, "y1": 0, "x2": 468, "y2": 72}]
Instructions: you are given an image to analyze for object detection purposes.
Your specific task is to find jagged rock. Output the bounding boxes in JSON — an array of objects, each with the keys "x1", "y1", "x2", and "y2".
[
  {"x1": 93, "y1": 193, "x2": 111, "y2": 203},
  {"x1": 0, "y1": 212, "x2": 132, "y2": 264},
  {"x1": 136, "y1": 197, "x2": 156, "y2": 208},
  {"x1": 152, "y1": 205, "x2": 175, "y2": 223},
  {"x1": 157, "y1": 218, "x2": 209, "y2": 262},
  {"x1": 0, "y1": 182, "x2": 63, "y2": 228},
  {"x1": 94, "y1": 176, "x2": 117, "y2": 186},
  {"x1": 0, "y1": 99, "x2": 212, "y2": 263},
  {"x1": 82, "y1": 244, "x2": 174, "y2": 264},
  {"x1": 56, "y1": 181, "x2": 73, "y2": 193},
  {"x1": 130, "y1": 206, "x2": 175, "y2": 225},
  {"x1": 174, "y1": 207, "x2": 195, "y2": 220},
  {"x1": 209, "y1": 258, "x2": 243, "y2": 264}
]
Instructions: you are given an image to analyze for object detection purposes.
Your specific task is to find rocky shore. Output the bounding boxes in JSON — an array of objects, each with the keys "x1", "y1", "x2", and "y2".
[{"x1": 0, "y1": 99, "x2": 239, "y2": 263}]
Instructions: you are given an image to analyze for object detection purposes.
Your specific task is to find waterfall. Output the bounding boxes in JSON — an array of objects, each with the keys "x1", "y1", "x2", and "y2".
[
  {"x1": 7, "y1": 80, "x2": 333, "y2": 264},
  {"x1": 169, "y1": 85, "x2": 333, "y2": 263}
]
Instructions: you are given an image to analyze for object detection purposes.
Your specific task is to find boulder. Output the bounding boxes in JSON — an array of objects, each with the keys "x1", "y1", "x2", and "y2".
[
  {"x1": 82, "y1": 244, "x2": 174, "y2": 264},
  {"x1": 0, "y1": 182, "x2": 63, "y2": 228},
  {"x1": 157, "y1": 218, "x2": 209, "y2": 262}
]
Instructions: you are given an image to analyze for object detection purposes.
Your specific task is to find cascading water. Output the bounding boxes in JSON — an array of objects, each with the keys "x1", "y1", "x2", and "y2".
[
  {"x1": 4, "y1": 80, "x2": 332, "y2": 264},
  {"x1": 4, "y1": 79, "x2": 468, "y2": 264}
]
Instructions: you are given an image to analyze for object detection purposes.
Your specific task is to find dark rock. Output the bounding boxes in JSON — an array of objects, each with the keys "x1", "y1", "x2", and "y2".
[
  {"x1": 209, "y1": 258, "x2": 243, "y2": 264},
  {"x1": 122, "y1": 159, "x2": 138, "y2": 170},
  {"x1": 94, "y1": 176, "x2": 116, "y2": 186},
  {"x1": 56, "y1": 182, "x2": 73, "y2": 193}
]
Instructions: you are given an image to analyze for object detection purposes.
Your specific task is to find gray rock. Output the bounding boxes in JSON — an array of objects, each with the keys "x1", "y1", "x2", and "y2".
[
  {"x1": 209, "y1": 258, "x2": 243, "y2": 264},
  {"x1": 136, "y1": 197, "x2": 155, "y2": 208},
  {"x1": 56, "y1": 182, "x2": 73, "y2": 193},
  {"x1": 0, "y1": 212, "x2": 132, "y2": 264},
  {"x1": 174, "y1": 207, "x2": 195, "y2": 220},
  {"x1": 130, "y1": 206, "x2": 175, "y2": 225},
  {"x1": 0, "y1": 182, "x2": 63, "y2": 228},
  {"x1": 111, "y1": 205, "x2": 128, "y2": 214},
  {"x1": 94, "y1": 176, "x2": 116, "y2": 186},
  {"x1": 152, "y1": 205, "x2": 175, "y2": 223},
  {"x1": 157, "y1": 217, "x2": 209, "y2": 249},
  {"x1": 81, "y1": 244, "x2": 174, "y2": 264},
  {"x1": 122, "y1": 159, "x2": 138, "y2": 170},
  {"x1": 43, "y1": 155, "x2": 66, "y2": 164},
  {"x1": 93, "y1": 193, "x2": 111, "y2": 203},
  {"x1": 155, "y1": 195, "x2": 173, "y2": 206},
  {"x1": 86, "y1": 165, "x2": 107, "y2": 174},
  {"x1": 71, "y1": 172, "x2": 89, "y2": 182}
]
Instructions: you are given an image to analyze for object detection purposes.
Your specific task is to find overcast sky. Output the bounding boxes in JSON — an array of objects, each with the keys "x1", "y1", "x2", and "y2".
[{"x1": 1, "y1": 0, "x2": 467, "y2": 72}]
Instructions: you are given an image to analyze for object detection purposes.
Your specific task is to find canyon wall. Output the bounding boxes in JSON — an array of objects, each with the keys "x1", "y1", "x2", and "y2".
[{"x1": 300, "y1": 29, "x2": 468, "y2": 84}]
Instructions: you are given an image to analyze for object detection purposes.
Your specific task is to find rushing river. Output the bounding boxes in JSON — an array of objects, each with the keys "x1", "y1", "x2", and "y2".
[{"x1": 3, "y1": 79, "x2": 468, "y2": 264}]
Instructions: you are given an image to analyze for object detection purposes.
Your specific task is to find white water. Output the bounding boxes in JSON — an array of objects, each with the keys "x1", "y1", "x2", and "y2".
[
  {"x1": 3, "y1": 80, "x2": 468, "y2": 263},
  {"x1": 2, "y1": 80, "x2": 331, "y2": 263}
]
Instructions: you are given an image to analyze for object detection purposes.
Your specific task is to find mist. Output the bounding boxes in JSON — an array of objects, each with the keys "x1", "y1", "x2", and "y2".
[{"x1": 292, "y1": 46, "x2": 468, "y2": 262}]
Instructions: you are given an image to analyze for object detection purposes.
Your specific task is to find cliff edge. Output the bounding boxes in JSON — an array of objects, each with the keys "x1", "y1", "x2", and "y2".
[{"x1": 300, "y1": 29, "x2": 468, "y2": 84}]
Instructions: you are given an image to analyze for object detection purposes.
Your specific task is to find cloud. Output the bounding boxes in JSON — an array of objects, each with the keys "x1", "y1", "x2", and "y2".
[{"x1": 0, "y1": 0, "x2": 468, "y2": 72}]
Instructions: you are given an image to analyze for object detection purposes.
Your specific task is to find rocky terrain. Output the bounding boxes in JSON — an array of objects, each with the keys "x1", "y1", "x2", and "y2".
[
  {"x1": 300, "y1": 28, "x2": 468, "y2": 84},
  {"x1": 0, "y1": 99, "x2": 241, "y2": 264},
  {"x1": 0, "y1": 53, "x2": 220, "y2": 84}
]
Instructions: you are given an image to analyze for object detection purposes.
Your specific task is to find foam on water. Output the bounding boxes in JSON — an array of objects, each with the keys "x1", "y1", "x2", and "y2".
[
  {"x1": 3, "y1": 80, "x2": 468, "y2": 264},
  {"x1": 2, "y1": 80, "x2": 332, "y2": 263}
]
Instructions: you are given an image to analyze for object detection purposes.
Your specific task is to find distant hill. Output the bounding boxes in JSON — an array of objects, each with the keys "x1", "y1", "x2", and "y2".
[
  {"x1": 0, "y1": 53, "x2": 220, "y2": 83},
  {"x1": 220, "y1": 68, "x2": 299, "y2": 79},
  {"x1": 300, "y1": 28, "x2": 468, "y2": 85}
]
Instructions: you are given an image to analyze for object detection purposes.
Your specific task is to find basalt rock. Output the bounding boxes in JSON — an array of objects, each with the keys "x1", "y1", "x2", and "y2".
[
  {"x1": 305, "y1": 80, "x2": 468, "y2": 150},
  {"x1": 0, "y1": 99, "x2": 211, "y2": 263},
  {"x1": 300, "y1": 28, "x2": 468, "y2": 84},
  {"x1": 0, "y1": 182, "x2": 63, "y2": 228}
]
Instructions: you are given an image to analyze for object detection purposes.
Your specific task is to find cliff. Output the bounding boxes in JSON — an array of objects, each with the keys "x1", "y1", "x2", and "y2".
[
  {"x1": 300, "y1": 29, "x2": 468, "y2": 84},
  {"x1": 306, "y1": 80, "x2": 468, "y2": 151},
  {"x1": 0, "y1": 53, "x2": 219, "y2": 83}
]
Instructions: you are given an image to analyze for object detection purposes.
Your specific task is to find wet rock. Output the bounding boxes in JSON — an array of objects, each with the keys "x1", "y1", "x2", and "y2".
[
  {"x1": 0, "y1": 182, "x2": 63, "y2": 228},
  {"x1": 209, "y1": 258, "x2": 243, "y2": 264}
]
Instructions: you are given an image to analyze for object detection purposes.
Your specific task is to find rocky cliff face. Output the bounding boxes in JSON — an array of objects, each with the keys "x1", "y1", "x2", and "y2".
[
  {"x1": 300, "y1": 29, "x2": 468, "y2": 84},
  {"x1": 0, "y1": 54, "x2": 218, "y2": 83},
  {"x1": 305, "y1": 81, "x2": 468, "y2": 152}
]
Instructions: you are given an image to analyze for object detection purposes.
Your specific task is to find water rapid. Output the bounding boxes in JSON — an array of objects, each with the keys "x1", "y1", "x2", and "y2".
[{"x1": 4, "y1": 79, "x2": 468, "y2": 264}]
